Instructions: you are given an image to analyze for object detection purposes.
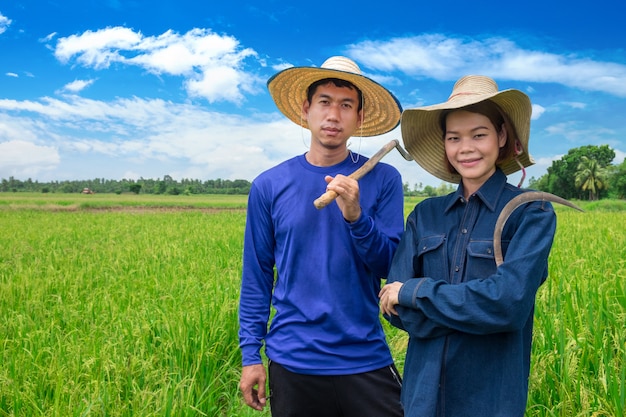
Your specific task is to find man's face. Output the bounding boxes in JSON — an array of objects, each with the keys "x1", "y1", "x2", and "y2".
[{"x1": 302, "y1": 82, "x2": 363, "y2": 150}]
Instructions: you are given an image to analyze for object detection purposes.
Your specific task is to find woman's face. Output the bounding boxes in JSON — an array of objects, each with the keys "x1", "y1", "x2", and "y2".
[{"x1": 444, "y1": 110, "x2": 507, "y2": 192}]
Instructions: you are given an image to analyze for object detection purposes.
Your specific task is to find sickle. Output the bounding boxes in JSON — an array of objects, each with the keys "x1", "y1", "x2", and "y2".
[{"x1": 493, "y1": 191, "x2": 584, "y2": 266}]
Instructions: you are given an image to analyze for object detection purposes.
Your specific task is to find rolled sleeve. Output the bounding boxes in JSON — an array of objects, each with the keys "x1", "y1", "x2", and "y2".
[{"x1": 398, "y1": 278, "x2": 427, "y2": 308}]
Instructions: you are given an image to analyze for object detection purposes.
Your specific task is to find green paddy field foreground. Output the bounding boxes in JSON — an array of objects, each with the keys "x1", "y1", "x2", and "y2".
[{"x1": 0, "y1": 193, "x2": 624, "y2": 416}]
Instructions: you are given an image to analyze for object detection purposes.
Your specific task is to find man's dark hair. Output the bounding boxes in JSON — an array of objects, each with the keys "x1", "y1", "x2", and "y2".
[{"x1": 306, "y1": 78, "x2": 363, "y2": 112}]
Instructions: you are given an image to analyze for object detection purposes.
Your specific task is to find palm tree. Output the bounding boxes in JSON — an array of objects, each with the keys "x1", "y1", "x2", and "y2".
[{"x1": 574, "y1": 156, "x2": 608, "y2": 200}]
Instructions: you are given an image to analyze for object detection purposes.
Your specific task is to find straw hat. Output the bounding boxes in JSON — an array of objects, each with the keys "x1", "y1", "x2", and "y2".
[
  {"x1": 401, "y1": 75, "x2": 534, "y2": 183},
  {"x1": 267, "y1": 56, "x2": 402, "y2": 137}
]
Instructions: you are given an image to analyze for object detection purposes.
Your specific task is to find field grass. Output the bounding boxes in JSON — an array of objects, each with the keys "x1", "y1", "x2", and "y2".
[
  {"x1": 0, "y1": 193, "x2": 624, "y2": 416},
  {"x1": 0, "y1": 192, "x2": 248, "y2": 211}
]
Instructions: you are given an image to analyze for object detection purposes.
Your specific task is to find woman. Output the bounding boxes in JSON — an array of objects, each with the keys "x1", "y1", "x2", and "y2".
[{"x1": 379, "y1": 75, "x2": 556, "y2": 417}]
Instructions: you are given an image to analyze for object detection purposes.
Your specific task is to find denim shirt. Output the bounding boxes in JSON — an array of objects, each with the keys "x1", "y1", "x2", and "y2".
[{"x1": 386, "y1": 169, "x2": 556, "y2": 417}]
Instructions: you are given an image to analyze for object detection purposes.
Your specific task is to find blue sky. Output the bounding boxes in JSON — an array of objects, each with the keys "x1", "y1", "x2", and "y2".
[{"x1": 1, "y1": 0, "x2": 625, "y2": 188}]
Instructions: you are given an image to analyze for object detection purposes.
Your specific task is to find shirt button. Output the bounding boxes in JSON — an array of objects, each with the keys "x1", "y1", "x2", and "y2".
[
  {"x1": 462, "y1": 228, "x2": 468, "y2": 234},
  {"x1": 455, "y1": 266, "x2": 460, "y2": 272},
  {"x1": 487, "y1": 248, "x2": 492, "y2": 254}
]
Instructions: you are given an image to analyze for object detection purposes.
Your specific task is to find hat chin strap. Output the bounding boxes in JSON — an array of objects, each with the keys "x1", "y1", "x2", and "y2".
[
  {"x1": 348, "y1": 137, "x2": 361, "y2": 163},
  {"x1": 300, "y1": 111, "x2": 310, "y2": 149},
  {"x1": 349, "y1": 99, "x2": 365, "y2": 164},
  {"x1": 514, "y1": 139, "x2": 526, "y2": 188}
]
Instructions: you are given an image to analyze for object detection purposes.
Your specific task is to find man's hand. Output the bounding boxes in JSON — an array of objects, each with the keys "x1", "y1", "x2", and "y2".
[
  {"x1": 239, "y1": 364, "x2": 267, "y2": 411},
  {"x1": 324, "y1": 174, "x2": 361, "y2": 222},
  {"x1": 379, "y1": 281, "x2": 403, "y2": 316}
]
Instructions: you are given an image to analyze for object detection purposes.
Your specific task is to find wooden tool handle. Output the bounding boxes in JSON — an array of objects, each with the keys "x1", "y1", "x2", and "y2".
[{"x1": 313, "y1": 139, "x2": 399, "y2": 209}]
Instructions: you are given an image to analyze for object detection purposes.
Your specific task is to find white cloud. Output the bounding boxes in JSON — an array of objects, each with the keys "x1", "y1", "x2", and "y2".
[
  {"x1": 532, "y1": 154, "x2": 560, "y2": 171},
  {"x1": 52, "y1": 26, "x2": 259, "y2": 103},
  {"x1": 5, "y1": 72, "x2": 18, "y2": 78},
  {"x1": 531, "y1": 104, "x2": 545, "y2": 120},
  {"x1": 563, "y1": 102, "x2": 586, "y2": 109},
  {"x1": 613, "y1": 148, "x2": 625, "y2": 165},
  {"x1": 346, "y1": 35, "x2": 626, "y2": 97},
  {"x1": 40, "y1": 32, "x2": 57, "y2": 43},
  {"x1": 0, "y1": 12, "x2": 11, "y2": 35},
  {"x1": 543, "y1": 121, "x2": 616, "y2": 147},
  {"x1": 62, "y1": 79, "x2": 95, "y2": 93},
  {"x1": 0, "y1": 140, "x2": 60, "y2": 177},
  {"x1": 54, "y1": 26, "x2": 141, "y2": 67},
  {"x1": 0, "y1": 95, "x2": 303, "y2": 181},
  {"x1": 271, "y1": 62, "x2": 294, "y2": 72},
  {"x1": 185, "y1": 65, "x2": 257, "y2": 103}
]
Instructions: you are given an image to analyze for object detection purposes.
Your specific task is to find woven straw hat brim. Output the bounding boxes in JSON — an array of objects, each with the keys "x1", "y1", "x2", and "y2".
[
  {"x1": 401, "y1": 88, "x2": 534, "y2": 184},
  {"x1": 267, "y1": 66, "x2": 402, "y2": 137}
]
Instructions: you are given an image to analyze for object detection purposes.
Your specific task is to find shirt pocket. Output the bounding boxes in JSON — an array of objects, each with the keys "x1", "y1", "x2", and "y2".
[
  {"x1": 465, "y1": 240, "x2": 498, "y2": 281},
  {"x1": 416, "y1": 235, "x2": 447, "y2": 280}
]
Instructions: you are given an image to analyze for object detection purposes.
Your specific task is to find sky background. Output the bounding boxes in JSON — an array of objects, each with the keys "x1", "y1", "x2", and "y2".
[{"x1": 1, "y1": 0, "x2": 625, "y2": 188}]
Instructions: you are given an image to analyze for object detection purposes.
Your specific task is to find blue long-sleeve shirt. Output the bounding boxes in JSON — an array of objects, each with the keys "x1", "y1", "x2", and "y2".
[
  {"x1": 239, "y1": 152, "x2": 404, "y2": 375},
  {"x1": 386, "y1": 169, "x2": 556, "y2": 417}
]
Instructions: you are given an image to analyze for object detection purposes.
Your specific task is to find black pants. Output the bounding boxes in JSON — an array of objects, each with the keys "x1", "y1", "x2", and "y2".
[{"x1": 268, "y1": 360, "x2": 404, "y2": 417}]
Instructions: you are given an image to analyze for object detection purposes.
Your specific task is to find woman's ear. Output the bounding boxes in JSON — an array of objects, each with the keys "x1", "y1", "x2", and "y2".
[{"x1": 499, "y1": 123, "x2": 508, "y2": 148}]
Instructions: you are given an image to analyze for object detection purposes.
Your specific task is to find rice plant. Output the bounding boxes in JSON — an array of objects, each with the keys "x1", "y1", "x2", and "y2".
[{"x1": 0, "y1": 194, "x2": 623, "y2": 416}]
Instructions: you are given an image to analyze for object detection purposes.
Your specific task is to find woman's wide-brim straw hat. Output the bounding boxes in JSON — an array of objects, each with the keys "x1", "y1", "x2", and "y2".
[
  {"x1": 401, "y1": 75, "x2": 534, "y2": 183},
  {"x1": 267, "y1": 56, "x2": 402, "y2": 137}
]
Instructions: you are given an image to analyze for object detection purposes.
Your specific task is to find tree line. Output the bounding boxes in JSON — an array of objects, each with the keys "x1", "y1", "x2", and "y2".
[
  {"x1": 404, "y1": 144, "x2": 625, "y2": 199},
  {"x1": 0, "y1": 175, "x2": 252, "y2": 195},
  {"x1": 529, "y1": 144, "x2": 625, "y2": 200},
  {"x1": 2, "y1": 145, "x2": 624, "y2": 199}
]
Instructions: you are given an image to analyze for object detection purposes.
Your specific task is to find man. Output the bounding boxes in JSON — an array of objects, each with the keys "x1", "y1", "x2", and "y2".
[{"x1": 238, "y1": 56, "x2": 404, "y2": 416}]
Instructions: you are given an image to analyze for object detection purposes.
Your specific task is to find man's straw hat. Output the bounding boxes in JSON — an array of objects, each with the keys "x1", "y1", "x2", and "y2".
[
  {"x1": 267, "y1": 56, "x2": 402, "y2": 137},
  {"x1": 401, "y1": 75, "x2": 534, "y2": 183}
]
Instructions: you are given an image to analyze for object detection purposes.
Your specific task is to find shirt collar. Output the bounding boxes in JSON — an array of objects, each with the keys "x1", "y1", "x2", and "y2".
[{"x1": 444, "y1": 168, "x2": 508, "y2": 213}]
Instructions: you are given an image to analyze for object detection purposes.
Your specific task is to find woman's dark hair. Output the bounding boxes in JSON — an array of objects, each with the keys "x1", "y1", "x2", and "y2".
[
  {"x1": 306, "y1": 78, "x2": 363, "y2": 112},
  {"x1": 438, "y1": 99, "x2": 518, "y2": 176}
]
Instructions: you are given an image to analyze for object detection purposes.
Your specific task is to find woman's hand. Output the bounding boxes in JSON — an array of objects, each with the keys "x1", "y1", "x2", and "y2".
[{"x1": 379, "y1": 282, "x2": 403, "y2": 316}]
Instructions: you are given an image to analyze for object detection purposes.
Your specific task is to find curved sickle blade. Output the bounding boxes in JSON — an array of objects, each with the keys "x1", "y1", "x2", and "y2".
[{"x1": 493, "y1": 191, "x2": 584, "y2": 266}]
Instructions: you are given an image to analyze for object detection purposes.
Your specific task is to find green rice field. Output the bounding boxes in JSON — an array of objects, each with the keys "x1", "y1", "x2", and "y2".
[{"x1": 0, "y1": 193, "x2": 624, "y2": 416}]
